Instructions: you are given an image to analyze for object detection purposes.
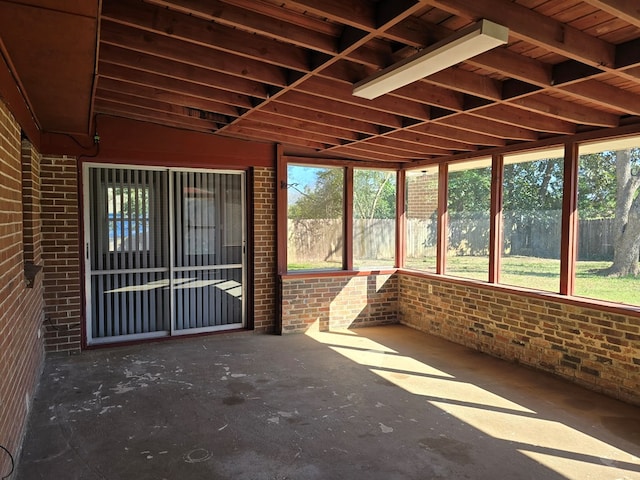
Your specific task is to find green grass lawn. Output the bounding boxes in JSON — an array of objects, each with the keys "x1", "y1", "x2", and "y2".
[{"x1": 407, "y1": 255, "x2": 639, "y2": 306}]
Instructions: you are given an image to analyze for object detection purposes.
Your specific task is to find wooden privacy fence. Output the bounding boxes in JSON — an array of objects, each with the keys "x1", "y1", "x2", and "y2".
[{"x1": 288, "y1": 217, "x2": 616, "y2": 262}]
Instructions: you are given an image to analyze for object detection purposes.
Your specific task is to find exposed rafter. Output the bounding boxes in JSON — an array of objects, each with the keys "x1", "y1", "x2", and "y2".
[{"x1": 82, "y1": 0, "x2": 640, "y2": 162}]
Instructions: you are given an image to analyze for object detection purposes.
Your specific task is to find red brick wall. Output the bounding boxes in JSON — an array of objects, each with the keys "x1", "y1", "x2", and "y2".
[
  {"x1": 40, "y1": 155, "x2": 82, "y2": 352},
  {"x1": 22, "y1": 140, "x2": 42, "y2": 265},
  {"x1": 398, "y1": 273, "x2": 640, "y2": 405},
  {"x1": 253, "y1": 167, "x2": 276, "y2": 332},
  {"x1": 281, "y1": 273, "x2": 398, "y2": 333},
  {"x1": 406, "y1": 172, "x2": 438, "y2": 219},
  {"x1": 0, "y1": 102, "x2": 45, "y2": 475}
]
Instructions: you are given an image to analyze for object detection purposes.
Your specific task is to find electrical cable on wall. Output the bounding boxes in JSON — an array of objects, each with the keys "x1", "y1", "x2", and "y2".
[
  {"x1": 0, "y1": 444, "x2": 15, "y2": 480},
  {"x1": 64, "y1": 114, "x2": 101, "y2": 161}
]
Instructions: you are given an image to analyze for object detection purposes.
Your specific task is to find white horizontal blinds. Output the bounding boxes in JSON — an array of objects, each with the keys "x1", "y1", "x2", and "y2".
[
  {"x1": 172, "y1": 171, "x2": 243, "y2": 330},
  {"x1": 88, "y1": 166, "x2": 170, "y2": 341}
]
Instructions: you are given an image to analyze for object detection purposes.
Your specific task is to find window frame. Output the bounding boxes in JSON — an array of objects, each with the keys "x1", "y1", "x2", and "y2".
[
  {"x1": 278, "y1": 156, "x2": 399, "y2": 275},
  {"x1": 277, "y1": 127, "x2": 640, "y2": 316},
  {"x1": 352, "y1": 167, "x2": 398, "y2": 270}
]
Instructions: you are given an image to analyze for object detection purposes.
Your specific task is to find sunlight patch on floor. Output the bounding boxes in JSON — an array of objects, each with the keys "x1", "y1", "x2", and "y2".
[
  {"x1": 374, "y1": 369, "x2": 533, "y2": 414},
  {"x1": 329, "y1": 346, "x2": 453, "y2": 378},
  {"x1": 306, "y1": 325, "x2": 640, "y2": 480}
]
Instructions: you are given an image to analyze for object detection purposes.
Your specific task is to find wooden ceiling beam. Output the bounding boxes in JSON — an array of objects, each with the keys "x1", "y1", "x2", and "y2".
[
  {"x1": 96, "y1": 88, "x2": 232, "y2": 123},
  {"x1": 277, "y1": 91, "x2": 404, "y2": 129},
  {"x1": 324, "y1": 60, "x2": 465, "y2": 111},
  {"x1": 94, "y1": 110, "x2": 219, "y2": 134},
  {"x1": 98, "y1": 62, "x2": 254, "y2": 109},
  {"x1": 408, "y1": 123, "x2": 505, "y2": 147},
  {"x1": 425, "y1": 0, "x2": 616, "y2": 69},
  {"x1": 506, "y1": 93, "x2": 619, "y2": 128},
  {"x1": 427, "y1": 67, "x2": 502, "y2": 100},
  {"x1": 247, "y1": 110, "x2": 360, "y2": 142},
  {"x1": 101, "y1": 21, "x2": 288, "y2": 86},
  {"x1": 580, "y1": 0, "x2": 640, "y2": 30},
  {"x1": 233, "y1": 119, "x2": 343, "y2": 146},
  {"x1": 213, "y1": 0, "x2": 423, "y2": 137},
  {"x1": 222, "y1": 0, "x2": 342, "y2": 37},
  {"x1": 281, "y1": 0, "x2": 377, "y2": 31},
  {"x1": 390, "y1": 81, "x2": 465, "y2": 112},
  {"x1": 94, "y1": 99, "x2": 220, "y2": 131},
  {"x1": 421, "y1": 64, "x2": 619, "y2": 128},
  {"x1": 90, "y1": 0, "x2": 640, "y2": 161},
  {"x1": 560, "y1": 80, "x2": 640, "y2": 115},
  {"x1": 296, "y1": 76, "x2": 431, "y2": 121},
  {"x1": 438, "y1": 114, "x2": 538, "y2": 141},
  {"x1": 328, "y1": 141, "x2": 436, "y2": 160},
  {"x1": 284, "y1": 1, "x2": 613, "y2": 132},
  {"x1": 97, "y1": 79, "x2": 240, "y2": 118},
  {"x1": 376, "y1": 4, "x2": 638, "y2": 118},
  {"x1": 102, "y1": 0, "x2": 310, "y2": 71},
  {"x1": 471, "y1": 48, "x2": 553, "y2": 87},
  {"x1": 329, "y1": 145, "x2": 424, "y2": 163},
  {"x1": 261, "y1": 101, "x2": 381, "y2": 136},
  {"x1": 388, "y1": 130, "x2": 477, "y2": 152},
  {"x1": 99, "y1": 43, "x2": 268, "y2": 99},
  {"x1": 225, "y1": 124, "x2": 327, "y2": 150},
  {"x1": 469, "y1": 104, "x2": 576, "y2": 135},
  {"x1": 357, "y1": 136, "x2": 452, "y2": 156},
  {"x1": 145, "y1": 0, "x2": 338, "y2": 54}
]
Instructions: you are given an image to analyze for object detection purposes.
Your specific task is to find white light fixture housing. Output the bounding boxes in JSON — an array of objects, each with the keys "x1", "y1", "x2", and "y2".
[{"x1": 353, "y1": 19, "x2": 509, "y2": 100}]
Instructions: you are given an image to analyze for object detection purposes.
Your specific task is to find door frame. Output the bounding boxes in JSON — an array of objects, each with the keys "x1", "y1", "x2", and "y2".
[{"x1": 82, "y1": 162, "x2": 247, "y2": 346}]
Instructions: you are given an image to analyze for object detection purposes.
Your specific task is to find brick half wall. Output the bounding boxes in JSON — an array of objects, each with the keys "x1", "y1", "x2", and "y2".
[
  {"x1": 398, "y1": 273, "x2": 640, "y2": 406},
  {"x1": 281, "y1": 273, "x2": 398, "y2": 333}
]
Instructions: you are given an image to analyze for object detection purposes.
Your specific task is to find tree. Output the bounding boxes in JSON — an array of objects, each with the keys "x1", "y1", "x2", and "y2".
[
  {"x1": 288, "y1": 167, "x2": 396, "y2": 220},
  {"x1": 353, "y1": 170, "x2": 396, "y2": 220},
  {"x1": 287, "y1": 167, "x2": 397, "y2": 264},
  {"x1": 502, "y1": 158, "x2": 563, "y2": 257},
  {"x1": 288, "y1": 167, "x2": 344, "y2": 219},
  {"x1": 598, "y1": 149, "x2": 640, "y2": 276},
  {"x1": 447, "y1": 167, "x2": 492, "y2": 255}
]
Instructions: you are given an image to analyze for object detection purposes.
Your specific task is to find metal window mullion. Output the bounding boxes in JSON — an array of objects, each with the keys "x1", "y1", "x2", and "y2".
[
  {"x1": 195, "y1": 172, "x2": 202, "y2": 328},
  {"x1": 93, "y1": 168, "x2": 102, "y2": 339},
  {"x1": 168, "y1": 170, "x2": 176, "y2": 335},
  {"x1": 240, "y1": 172, "x2": 246, "y2": 327}
]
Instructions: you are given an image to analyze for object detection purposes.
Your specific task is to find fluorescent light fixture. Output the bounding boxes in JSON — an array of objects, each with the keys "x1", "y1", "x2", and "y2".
[{"x1": 353, "y1": 19, "x2": 509, "y2": 100}]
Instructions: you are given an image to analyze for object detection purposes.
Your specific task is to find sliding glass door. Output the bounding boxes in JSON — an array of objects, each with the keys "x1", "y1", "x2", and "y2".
[{"x1": 84, "y1": 165, "x2": 245, "y2": 345}]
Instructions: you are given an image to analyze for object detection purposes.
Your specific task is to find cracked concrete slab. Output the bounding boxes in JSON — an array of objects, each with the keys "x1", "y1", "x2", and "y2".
[{"x1": 16, "y1": 325, "x2": 640, "y2": 479}]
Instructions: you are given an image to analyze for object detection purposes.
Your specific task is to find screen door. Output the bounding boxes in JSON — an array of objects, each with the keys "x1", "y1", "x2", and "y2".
[{"x1": 84, "y1": 165, "x2": 245, "y2": 345}]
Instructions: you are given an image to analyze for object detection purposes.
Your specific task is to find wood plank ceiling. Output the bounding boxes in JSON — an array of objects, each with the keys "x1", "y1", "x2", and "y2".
[{"x1": 17, "y1": 0, "x2": 640, "y2": 163}]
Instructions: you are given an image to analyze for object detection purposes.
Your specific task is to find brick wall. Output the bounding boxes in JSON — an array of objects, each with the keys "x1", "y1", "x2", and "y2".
[
  {"x1": 21, "y1": 140, "x2": 42, "y2": 265},
  {"x1": 40, "y1": 155, "x2": 82, "y2": 352},
  {"x1": 406, "y1": 171, "x2": 438, "y2": 219},
  {"x1": 398, "y1": 273, "x2": 640, "y2": 405},
  {"x1": 0, "y1": 102, "x2": 45, "y2": 475},
  {"x1": 281, "y1": 273, "x2": 398, "y2": 333},
  {"x1": 253, "y1": 167, "x2": 276, "y2": 332}
]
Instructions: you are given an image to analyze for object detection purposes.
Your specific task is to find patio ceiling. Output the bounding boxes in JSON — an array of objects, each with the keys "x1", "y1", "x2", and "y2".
[{"x1": 2, "y1": 0, "x2": 640, "y2": 163}]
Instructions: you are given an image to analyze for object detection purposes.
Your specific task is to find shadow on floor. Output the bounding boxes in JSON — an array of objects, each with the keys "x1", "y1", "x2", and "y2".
[{"x1": 17, "y1": 325, "x2": 640, "y2": 480}]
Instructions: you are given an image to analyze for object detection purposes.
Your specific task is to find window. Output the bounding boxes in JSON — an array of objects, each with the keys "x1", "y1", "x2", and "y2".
[
  {"x1": 107, "y1": 186, "x2": 150, "y2": 252},
  {"x1": 353, "y1": 169, "x2": 396, "y2": 268},
  {"x1": 287, "y1": 165, "x2": 344, "y2": 271},
  {"x1": 576, "y1": 137, "x2": 640, "y2": 306},
  {"x1": 446, "y1": 159, "x2": 491, "y2": 280},
  {"x1": 404, "y1": 167, "x2": 438, "y2": 272},
  {"x1": 501, "y1": 149, "x2": 564, "y2": 292}
]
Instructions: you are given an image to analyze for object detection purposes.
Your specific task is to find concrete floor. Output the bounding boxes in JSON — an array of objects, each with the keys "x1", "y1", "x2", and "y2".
[{"x1": 17, "y1": 325, "x2": 640, "y2": 480}]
